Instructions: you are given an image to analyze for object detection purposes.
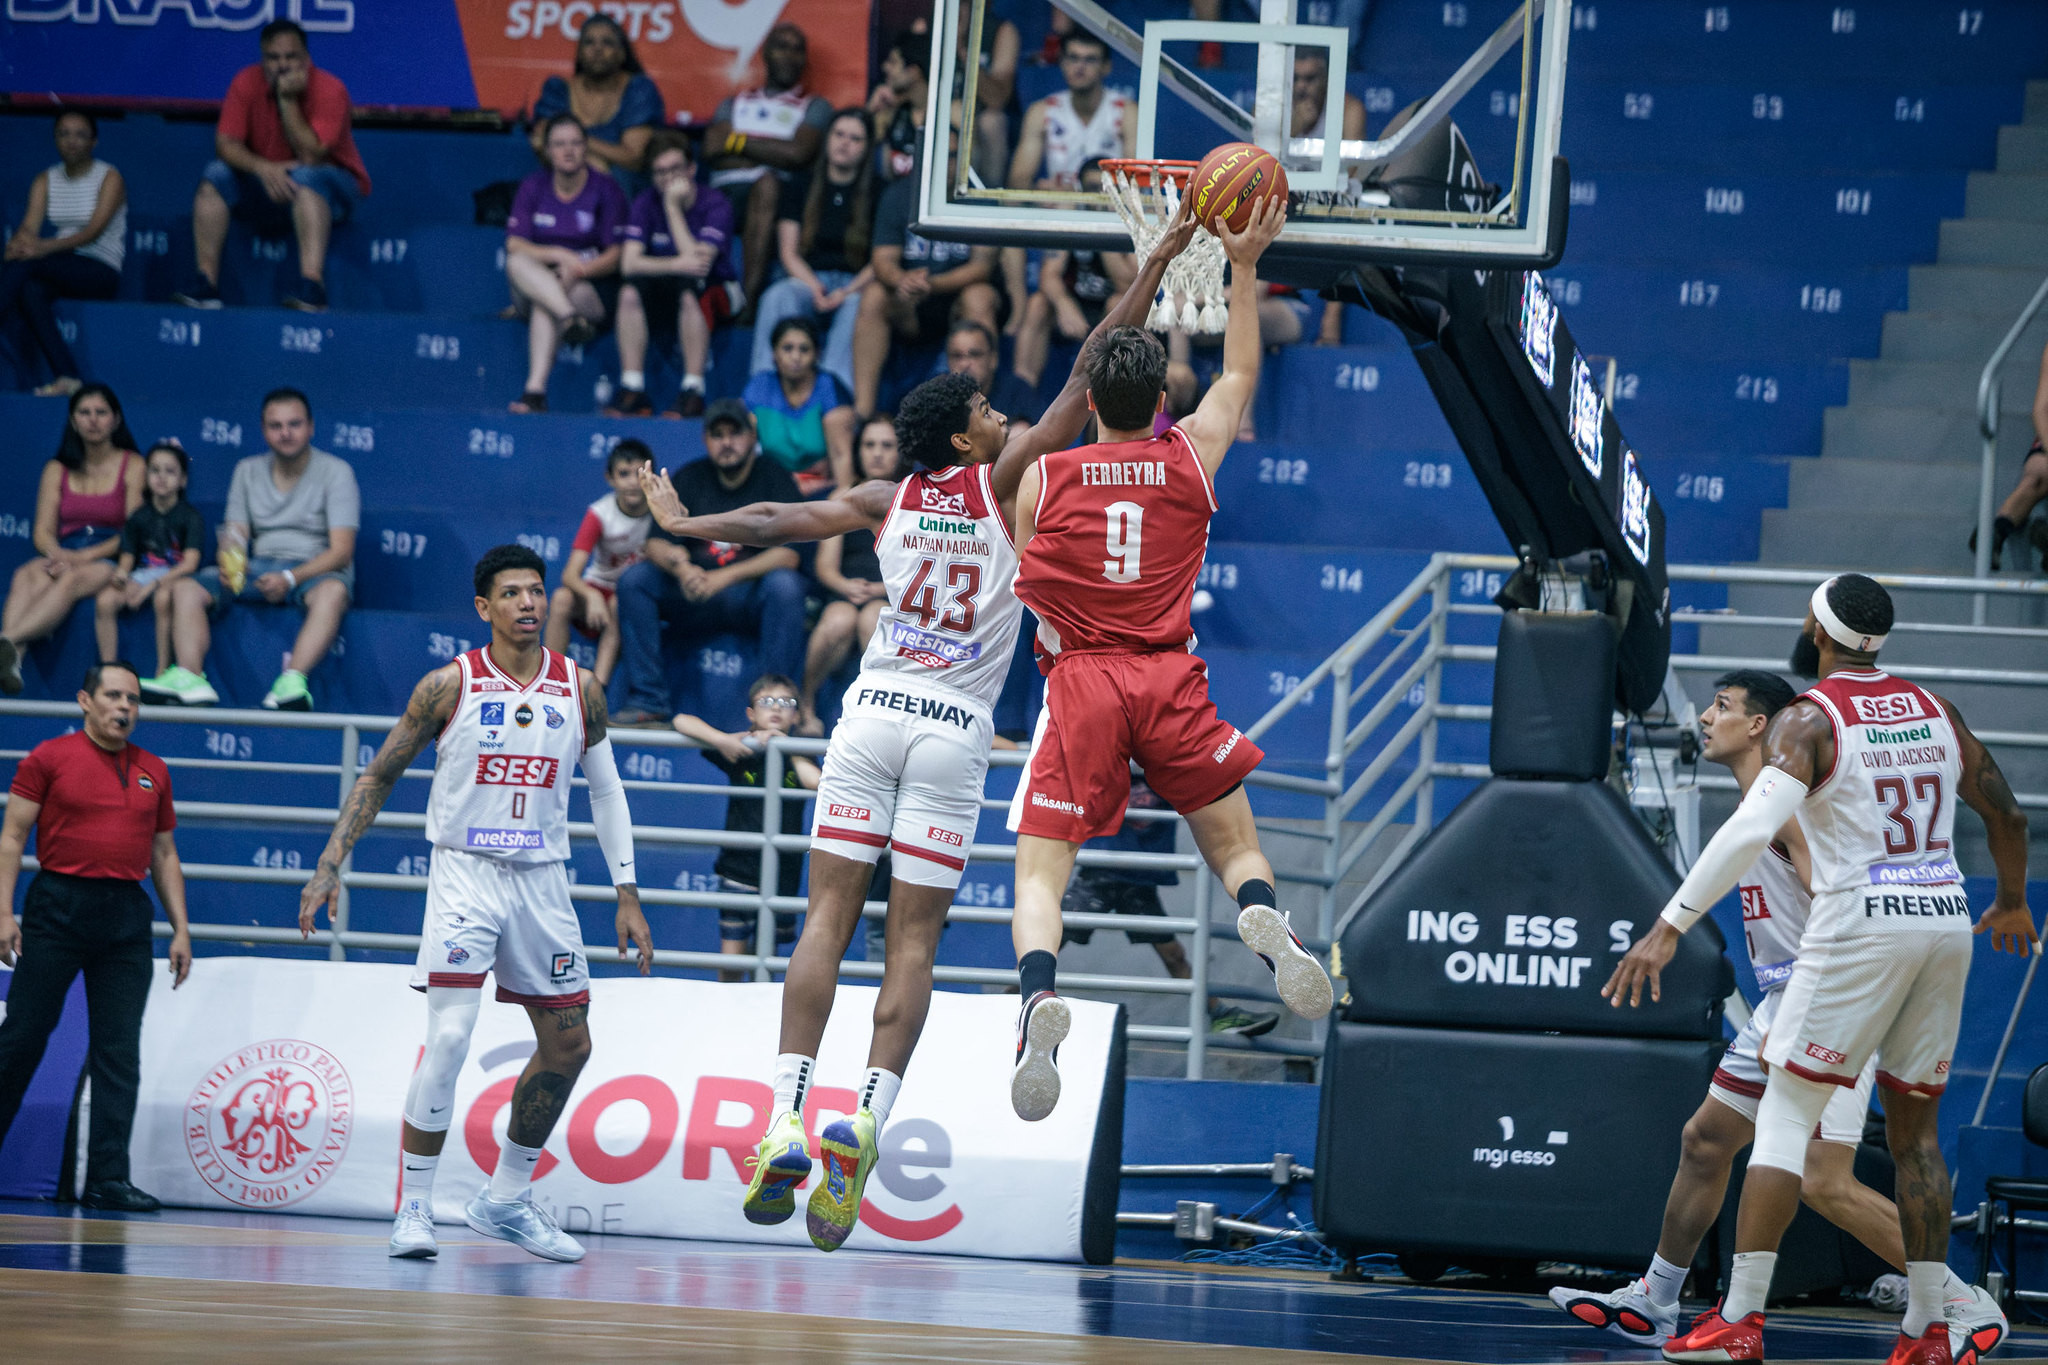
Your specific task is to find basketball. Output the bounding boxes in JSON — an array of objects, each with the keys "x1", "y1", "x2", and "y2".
[{"x1": 1188, "y1": 142, "x2": 1288, "y2": 234}]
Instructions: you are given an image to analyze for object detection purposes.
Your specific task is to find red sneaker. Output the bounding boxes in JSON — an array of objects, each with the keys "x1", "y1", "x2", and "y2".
[
  {"x1": 1883, "y1": 1324, "x2": 1953, "y2": 1365},
  {"x1": 1662, "y1": 1302, "x2": 1764, "y2": 1364}
]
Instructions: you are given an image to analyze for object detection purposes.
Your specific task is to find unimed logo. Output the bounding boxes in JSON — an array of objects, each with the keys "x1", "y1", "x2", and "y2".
[{"x1": 460, "y1": 1072, "x2": 963, "y2": 1241}]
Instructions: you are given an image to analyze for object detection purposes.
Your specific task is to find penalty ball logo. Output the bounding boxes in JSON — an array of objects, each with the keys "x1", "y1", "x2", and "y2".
[{"x1": 186, "y1": 1039, "x2": 354, "y2": 1207}]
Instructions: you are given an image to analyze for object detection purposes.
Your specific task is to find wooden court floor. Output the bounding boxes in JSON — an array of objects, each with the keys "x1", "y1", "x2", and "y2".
[{"x1": 3, "y1": 1206, "x2": 2044, "y2": 1364}]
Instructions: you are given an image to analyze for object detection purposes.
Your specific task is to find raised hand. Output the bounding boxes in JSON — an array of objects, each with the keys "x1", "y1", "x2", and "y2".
[
  {"x1": 1151, "y1": 194, "x2": 1199, "y2": 263},
  {"x1": 1215, "y1": 194, "x2": 1286, "y2": 268},
  {"x1": 639, "y1": 464, "x2": 689, "y2": 533}
]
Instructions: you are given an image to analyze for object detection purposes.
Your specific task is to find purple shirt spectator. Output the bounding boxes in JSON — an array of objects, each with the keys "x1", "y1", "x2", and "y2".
[
  {"x1": 507, "y1": 168, "x2": 628, "y2": 255},
  {"x1": 623, "y1": 187, "x2": 735, "y2": 284}
]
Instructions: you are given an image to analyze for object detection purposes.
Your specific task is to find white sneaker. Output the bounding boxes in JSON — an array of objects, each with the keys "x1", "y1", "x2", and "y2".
[
  {"x1": 1237, "y1": 905, "x2": 1334, "y2": 1019},
  {"x1": 1946, "y1": 1283, "x2": 2008, "y2": 1365},
  {"x1": 464, "y1": 1187, "x2": 585, "y2": 1262},
  {"x1": 388, "y1": 1198, "x2": 438, "y2": 1258},
  {"x1": 1010, "y1": 991, "x2": 1069, "y2": 1122},
  {"x1": 1547, "y1": 1279, "x2": 1679, "y2": 1347}
]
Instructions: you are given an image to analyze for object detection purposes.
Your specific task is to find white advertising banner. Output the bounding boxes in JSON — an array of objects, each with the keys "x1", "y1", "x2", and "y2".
[{"x1": 128, "y1": 959, "x2": 1119, "y2": 1261}]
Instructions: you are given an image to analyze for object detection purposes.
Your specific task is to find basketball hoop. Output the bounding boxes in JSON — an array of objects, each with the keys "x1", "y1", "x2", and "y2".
[{"x1": 1098, "y1": 158, "x2": 1228, "y2": 335}]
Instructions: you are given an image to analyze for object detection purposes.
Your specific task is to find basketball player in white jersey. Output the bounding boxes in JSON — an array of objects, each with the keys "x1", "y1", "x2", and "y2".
[
  {"x1": 299, "y1": 545, "x2": 652, "y2": 1263},
  {"x1": 1605, "y1": 574, "x2": 2034, "y2": 1365},
  {"x1": 1552, "y1": 669, "x2": 2006, "y2": 1359},
  {"x1": 637, "y1": 210, "x2": 1196, "y2": 1252}
]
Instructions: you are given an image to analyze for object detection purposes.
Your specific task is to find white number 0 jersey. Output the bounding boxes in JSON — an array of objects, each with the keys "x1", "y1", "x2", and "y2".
[{"x1": 425, "y1": 648, "x2": 587, "y2": 864}]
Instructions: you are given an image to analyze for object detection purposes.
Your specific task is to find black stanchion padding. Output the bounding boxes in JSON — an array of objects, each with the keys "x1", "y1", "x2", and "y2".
[
  {"x1": 1314, "y1": 1022, "x2": 1723, "y2": 1267},
  {"x1": 1340, "y1": 779, "x2": 1731, "y2": 1037},
  {"x1": 1489, "y1": 611, "x2": 1616, "y2": 781}
]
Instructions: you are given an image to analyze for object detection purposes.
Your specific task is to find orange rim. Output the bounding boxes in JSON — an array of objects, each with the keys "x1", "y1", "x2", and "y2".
[{"x1": 1097, "y1": 158, "x2": 1199, "y2": 184}]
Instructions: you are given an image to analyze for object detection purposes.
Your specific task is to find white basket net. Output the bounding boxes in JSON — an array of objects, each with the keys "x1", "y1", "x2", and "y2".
[{"x1": 1102, "y1": 164, "x2": 1228, "y2": 334}]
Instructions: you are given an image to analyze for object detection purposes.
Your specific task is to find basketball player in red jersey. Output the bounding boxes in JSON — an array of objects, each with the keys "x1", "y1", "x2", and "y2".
[{"x1": 1005, "y1": 195, "x2": 1332, "y2": 1123}]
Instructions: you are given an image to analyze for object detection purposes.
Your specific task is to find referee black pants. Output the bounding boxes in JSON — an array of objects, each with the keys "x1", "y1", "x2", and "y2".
[{"x1": 0, "y1": 871, "x2": 155, "y2": 1187}]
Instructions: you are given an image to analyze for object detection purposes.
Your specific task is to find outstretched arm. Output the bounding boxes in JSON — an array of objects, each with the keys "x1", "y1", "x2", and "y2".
[
  {"x1": 639, "y1": 466, "x2": 896, "y2": 545},
  {"x1": 1938, "y1": 694, "x2": 2036, "y2": 955},
  {"x1": 300, "y1": 664, "x2": 460, "y2": 936},
  {"x1": 1604, "y1": 699, "x2": 1832, "y2": 1007},
  {"x1": 991, "y1": 201, "x2": 1200, "y2": 504},
  {"x1": 1177, "y1": 197, "x2": 1287, "y2": 478}
]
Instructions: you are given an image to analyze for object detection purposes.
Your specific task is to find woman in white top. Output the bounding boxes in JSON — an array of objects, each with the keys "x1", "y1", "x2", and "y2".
[{"x1": 3, "y1": 112, "x2": 127, "y2": 399}]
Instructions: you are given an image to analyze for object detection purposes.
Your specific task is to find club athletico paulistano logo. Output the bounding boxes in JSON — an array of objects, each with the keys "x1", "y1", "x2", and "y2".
[{"x1": 186, "y1": 1039, "x2": 354, "y2": 1207}]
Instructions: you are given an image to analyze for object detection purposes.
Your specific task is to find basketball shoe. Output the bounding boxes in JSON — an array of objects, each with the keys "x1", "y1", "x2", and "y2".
[
  {"x1": 1662, "y1": 1302, "x2": 1764, "y2": 1364},
  {"x1": 741, "y1": 1110, "x2": 813, "y2": 1226},
  {"x1": 1945, "y1": 1284, "x2": 2007, "y2": 1365},
  {"x1": 1547, "y1": 1278, "x2": 1678, "y2": 1346},
  {"x1": 807, "y1": 1108, "x2": 878, "y2": 1252},
  {"x1": 464, "y1": 1187, "x2": 586, "y2": 1262},
  {"x1": 1884, "y1": 1323, "x2": 1953, "y2": 1365},
  {"x1": 1236, "y1": 905, "x2": 1334, "y2": 1019},
  {"x1": 388, "y1": 1197, "x2": 438, "y2": 1259},
  {"x1": 1011, "y1": 990, "x2": 1070, "y2": 1122}
]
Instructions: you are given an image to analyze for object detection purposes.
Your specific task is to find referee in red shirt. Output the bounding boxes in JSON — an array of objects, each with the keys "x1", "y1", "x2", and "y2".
[{"x1": 0, "y1": 661, "x2": 192, "y2": 1212}]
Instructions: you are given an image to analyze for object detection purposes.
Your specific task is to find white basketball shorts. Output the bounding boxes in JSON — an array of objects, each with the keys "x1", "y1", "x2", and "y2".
[
  {"x1": 809, "y1": 674, "x2": 992, "y2": 891},
  {"x1": 1760, "y1": 890, "x2": 1972, "y2": 1098},
  {"x1": 410, "y1": 846, "x2": 588, "y2": 1007},
  {"x1": 1709, "y1": 988, "x2": 1876, "y2": 1144}
]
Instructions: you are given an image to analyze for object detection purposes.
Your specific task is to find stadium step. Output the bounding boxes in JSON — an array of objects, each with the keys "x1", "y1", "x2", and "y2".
[
  {"x1": 1758, "y1": 508, "x2": 1977, "y2": 574},
  {"x1": 1880, "y1": 307, "x2": 2048, "y2": 362},
  {"x1": 1847, "y1": 358, "x2": 2032, "y2": 412},
  {"x1": 1963, "y1": 171, "x2": 2048, "y2": 222},
  {"x1": 1785, "y1": 457, "x2": 1980, "y2": 513},
  {"x1": 1908, "y1": 262, "x2": 2048, "y2": 313},
  {"x1": 1998, "y1": 124, "x2": 2048, "y2": 173},
  {"x1": 2029, "y1": 80, "x2": 2048, "y2": 125},
  {"x1": 1937, "y1": 217, "x2": 2048, "y2": 267}
]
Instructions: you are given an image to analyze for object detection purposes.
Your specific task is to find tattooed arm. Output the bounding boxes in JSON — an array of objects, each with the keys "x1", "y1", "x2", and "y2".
[
  {"x1": 581, "y1": 667, "x2": 653, "y2": 973},
  {"x1": 299, "y1": 664, "x2": 459, "y2": 938},
  {"x1": 1937, "y1": 694, "x2": 2036, "y2": 956}
]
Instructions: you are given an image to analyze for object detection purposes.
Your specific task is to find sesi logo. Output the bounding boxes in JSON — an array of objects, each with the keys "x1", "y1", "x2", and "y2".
[
  {"x1": 1739, "y1": 886, "x2": 1771, "y2": 921},
  {"x1": 927, "y1": 826, "x2": 964, "y2": 848},
  {"x1": 475, "y1": 755, "x2": 561, "y2": 788},
  {"x1": 919, "y1": 486, "x2": 968, "y2": 516},
  {"x1": 1849, "y1": 691, "x2": 1927, "y2": 725}
]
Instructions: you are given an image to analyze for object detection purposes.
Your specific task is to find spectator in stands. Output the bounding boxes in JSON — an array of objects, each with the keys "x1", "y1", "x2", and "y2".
[
  {"x1": 1286, "y1": 48, "x2": 1358, "y2": 349},
  {"x1": 746, "y1": 319, "x2": 856, "y2": 496},
  {"x1": 504, "y1": 115, "x2": 627, "y2": 415},
  {"x1": 1973, "y1": 336, "x2": 2048, "y2": 570},
  {"x1": 941, "y1": 0, "x2": 1021, "y2": 190},
  {"x1": 749, "y1": 110, "x2": 877, "y2": 393},
  {"x1": 2, "y1": 112, "x2": 125, "y2": 398},
  {"x1": 546, "y1": 440, "x2": 654, "y2": 687},
  {"x1": 95, "y1": 442, "x2": 204, "y2": 683},
  {"x1": 0, "y1": 385, "x2": 143, "y2": 696},
  {"x1": 528, "y1": 14, "x2": 664, "y2": 189},
  {"x1": 672, "y1": 672, "x2": 820, "y2": 980},
  {"x1": 704, "y1": 23, "x2": 836, "y2": 309},
  {"x1": 172, "y1": 19, "x2": 370, "y2": 314},
  {"x1": 609, "y1": 133, "x2": 735, "y2": 419},
  {"x1": 1004, "y1": 31, "x2": 1134, "y2": 321},
  {"x1": 870, "y1": 29, "x2": 933, "y2": 182},
  {"x1": 0, "y1": 660, "x2": 193, "y2": 1215},
  {"x1": 612, "y1": 400, "x2": 806, "y2": 727},
  {"x1": 1061, "y1": 773, "x2": 1279, "y2": 1036},
  {"x1": 945, "y1": 318, "x2": 1042, "y2": 426},
  {"x1": 797, "y1": 413, "x2": 901, "y2": 733},
  {"x1": 156, "y1": 387, "x2": 358, "y2": 711},
  {"x1": 852, "y1": 165, "x2": 1001, "y2": 415}
]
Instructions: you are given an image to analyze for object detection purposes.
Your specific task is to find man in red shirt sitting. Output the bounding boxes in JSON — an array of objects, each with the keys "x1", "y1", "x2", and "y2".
[{"x1": 173, "y1": 19, "x2": 372, "y2": 314}]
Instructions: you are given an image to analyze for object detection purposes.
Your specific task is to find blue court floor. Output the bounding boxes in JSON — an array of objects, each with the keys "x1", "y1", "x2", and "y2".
[{"x1": 2, "y1": 1200, "x2": 2043, "y2": 1363}]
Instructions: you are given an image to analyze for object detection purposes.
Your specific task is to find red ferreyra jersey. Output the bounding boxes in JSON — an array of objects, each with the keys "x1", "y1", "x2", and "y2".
[{"x1": 1014, "y1": 425, "x2": 1217, "y2": 658}]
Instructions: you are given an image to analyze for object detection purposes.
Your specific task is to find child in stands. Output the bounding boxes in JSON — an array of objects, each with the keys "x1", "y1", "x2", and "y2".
[
  {"x1": 546, "y1": 440, "x2": 653, "y2": 687},
  {"x1": 101, "y1": 442, "x2": 205, "y2": 689},
  {"x1": 673, "y1": 673, "x2": 821, "y2": 981}
]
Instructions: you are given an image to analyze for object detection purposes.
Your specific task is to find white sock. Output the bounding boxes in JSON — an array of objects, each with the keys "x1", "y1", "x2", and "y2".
[
  {"x1": 620, "y1": 369, "x2": 645, "y2": 390},
  {"x1": 489, "y1": 1139, "x2": 543, "y2": 1202},
  {"x1": 1942, "y1": 1266, "x2": 1972, "y2": 1303},
  {"x1": 1643, "y1": 1253, "x2": 1687, "y2": 1308},
  {"x1": 773, "y1": 1053, "x2": 814, "y2": 1117},
  {"x1": 681, "y1": 373, "x2": 706, "y2": 392},
  {"x1": 859, "y1": 1066, "x2": 902, "y2": 1130},
  {"x1": 1902, "y1": 1260, "x2": 1946, "y2": 1337},
  {"x1": 1722, "y1": 1250, "x2": 1776, "y2": 1321},
  {"x1": 400, "y1": 1152, "x2": 439, "y2": 1208}
]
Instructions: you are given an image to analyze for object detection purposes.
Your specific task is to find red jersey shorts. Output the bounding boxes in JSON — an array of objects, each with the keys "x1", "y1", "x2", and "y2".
[{"x1": 1008, "y1": 650, "x2": 1262, "y2": 842}]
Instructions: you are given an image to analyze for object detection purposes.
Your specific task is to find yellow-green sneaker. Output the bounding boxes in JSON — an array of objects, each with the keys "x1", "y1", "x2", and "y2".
[
  {"x1": 805, "y1": 1107, "x2": 877, "y2": 1252},
  {"x1": 740, "y1": 1110, "x2": 811, "y2": 1226}
]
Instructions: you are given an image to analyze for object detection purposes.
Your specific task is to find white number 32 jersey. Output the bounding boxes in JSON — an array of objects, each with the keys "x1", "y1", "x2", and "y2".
[{"x1": 425, "y1": 648, "x2": 587, "y2": 864}]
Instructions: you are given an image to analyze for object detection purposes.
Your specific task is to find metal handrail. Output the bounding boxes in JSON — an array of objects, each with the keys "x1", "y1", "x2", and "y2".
[{"x1": 1974, "y1": 273, "x2": 2048, "y2": 620}]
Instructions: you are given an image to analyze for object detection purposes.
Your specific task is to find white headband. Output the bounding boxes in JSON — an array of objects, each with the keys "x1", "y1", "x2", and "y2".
[{"x1": 1812, "y1": 577, "x2": 1886, "y2": 654}]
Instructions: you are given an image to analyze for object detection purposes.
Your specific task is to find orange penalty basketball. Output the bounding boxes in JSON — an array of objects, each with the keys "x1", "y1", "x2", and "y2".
[{"x1": 1189, "y1": 142, "x2": 1288, "y2": 234}]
